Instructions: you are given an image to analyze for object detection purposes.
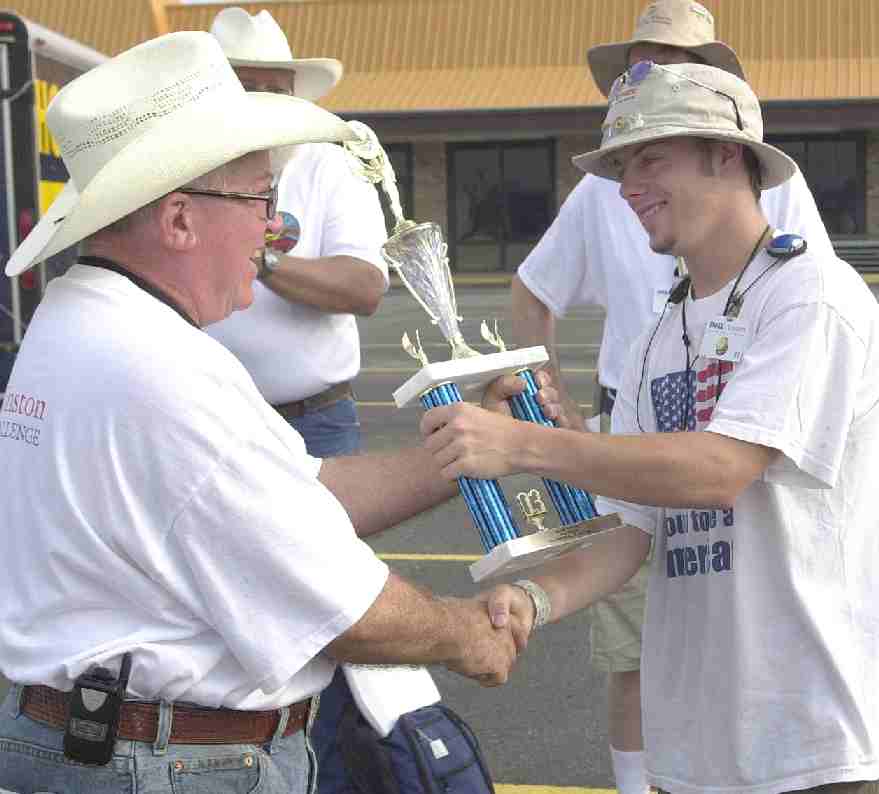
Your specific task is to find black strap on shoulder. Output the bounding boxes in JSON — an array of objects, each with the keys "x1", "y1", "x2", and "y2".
[{"x1": 78, "y1": 255, "x2": 198, "y2": 328}]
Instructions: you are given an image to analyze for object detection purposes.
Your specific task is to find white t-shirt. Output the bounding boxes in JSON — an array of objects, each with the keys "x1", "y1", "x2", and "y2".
[
  {"x1": 0, "y1": 265, "x2": 389, "y2": 710},
  {"x1": 207, "y1": 142, "x2": 389, "y2": 404},
  {"x1": 517, "y1": 168, "x2": 833, "y2": 391},
  {"x1": 597, "y1": 248, "x2": 879, "y2": 793}
]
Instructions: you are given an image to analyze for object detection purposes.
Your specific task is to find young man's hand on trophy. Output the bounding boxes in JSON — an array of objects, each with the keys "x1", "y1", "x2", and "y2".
[
  {"x1": 478, "y1": 369, "x2": 563, "y2": 422},
  {"x1": 421, "y1": 370, "x2": 562, "y2": 482}
]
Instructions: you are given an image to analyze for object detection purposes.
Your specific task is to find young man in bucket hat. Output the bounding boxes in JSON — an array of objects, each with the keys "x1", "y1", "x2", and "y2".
[
  {"x1": 427, "y1": 60, "x2": 879, "y2": 794},
  {"x1": 511, "y1": 2, "x2": 833, "y2": 790},
  {"x1": 0, "y1": 31, "x2": 531, "y2": 793},
  {"x1": 206, "y1": 6, "x2": 387, "y2": 463}
]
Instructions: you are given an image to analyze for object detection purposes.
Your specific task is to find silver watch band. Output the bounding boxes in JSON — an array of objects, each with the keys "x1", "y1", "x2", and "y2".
[
  {"x1": 513, "y1": 579, "x2": 551, "y2": 627},
  {"x1": 259, "y1": 249, "x2": 280, "y2": 280}
]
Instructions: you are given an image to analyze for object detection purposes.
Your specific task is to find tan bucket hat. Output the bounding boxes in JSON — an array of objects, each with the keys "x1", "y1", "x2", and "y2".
[
  {"x1": 210, "y1": 8, "x2": 342, "y2": 102},
  {"x1": 5, "y1": 31, "x2": 355, "y2": 276},
  {"x1": 571, "y1": 62, "x2": 796, "y2": 189},
  {"x1": 587, "y1": 0, "x2": 745, "y2": 97}
]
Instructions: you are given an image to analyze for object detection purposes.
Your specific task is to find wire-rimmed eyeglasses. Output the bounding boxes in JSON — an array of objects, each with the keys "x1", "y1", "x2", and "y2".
[
  {"x1": 611, "y1": 60, "x2": 744, "y2": 131},
  {"x1": 178, "y1": 183, "x2": 278, "y2": 221}
]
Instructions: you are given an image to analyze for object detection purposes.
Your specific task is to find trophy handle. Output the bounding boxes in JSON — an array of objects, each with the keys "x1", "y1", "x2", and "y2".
[{"x1": 342, "y1": 120, "x2": 410, "y2": 234}]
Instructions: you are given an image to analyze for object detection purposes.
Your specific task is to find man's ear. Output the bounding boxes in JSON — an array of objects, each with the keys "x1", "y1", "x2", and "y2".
[
  {"x1": 156, "y1": 192, "x2": 199, "y2": 252},
  {"x1": 713, "y1": 140, "x2": 744, "y2": 173}
]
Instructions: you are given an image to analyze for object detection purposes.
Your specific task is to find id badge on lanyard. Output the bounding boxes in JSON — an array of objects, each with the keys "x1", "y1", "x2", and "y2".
[{"x1": 700, "y1": 316, "x2": 749, "y2": 362}]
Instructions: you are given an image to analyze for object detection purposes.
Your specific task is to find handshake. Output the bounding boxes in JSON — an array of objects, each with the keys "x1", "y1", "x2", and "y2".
[{"x1": 441, "y1": 581, "x2": 547, "y2": 686}]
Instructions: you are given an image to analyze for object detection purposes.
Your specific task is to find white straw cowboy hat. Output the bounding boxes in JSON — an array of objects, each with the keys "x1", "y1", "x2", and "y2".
[
  {"x1": 210, "y1": 8, "x2": 342, "y2": 102},
  {"x1": 5, "y1": 31, "x2": 355, "y2": 277},
  {"x1": 572, "y1": 62, "x2": 796, "y2": 189},
  {"x1": 587, "y1": 0, "x2": 745, "y2": 97}
]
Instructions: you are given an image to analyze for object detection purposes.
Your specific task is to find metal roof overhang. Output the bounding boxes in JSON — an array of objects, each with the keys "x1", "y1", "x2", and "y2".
[{"x1": 340, "y1": 98, "x2": 879, "y2": 142}]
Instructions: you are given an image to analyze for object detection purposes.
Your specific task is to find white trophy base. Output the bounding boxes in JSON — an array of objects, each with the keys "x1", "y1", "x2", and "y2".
[
  {"x1": 469, "y1": 512, "x2": 625, "y2": 582},
  {"x1": 393, "y1": 346, "x2": 549, "y2": 408}
]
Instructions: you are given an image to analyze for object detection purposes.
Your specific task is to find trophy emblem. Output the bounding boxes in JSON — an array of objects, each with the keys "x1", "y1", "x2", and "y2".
[{"x1": 343, "y1": 122, "x2": 622, "y2": 581}]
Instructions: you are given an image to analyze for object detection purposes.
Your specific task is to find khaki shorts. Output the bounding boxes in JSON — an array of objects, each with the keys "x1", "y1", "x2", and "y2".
[
  {"x1": 587, "y1": 556, "x2": 648, "y2": 672},
  {"x1": 588, "y1": 375, "x2": 646, "y2": 673}
]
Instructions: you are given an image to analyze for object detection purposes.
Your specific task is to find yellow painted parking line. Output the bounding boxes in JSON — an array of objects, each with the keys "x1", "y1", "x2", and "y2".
[
  {"x1": 378, "y1": 553, "x2": 481, "y2": 562},
  {"x1": 494, "y1": 783, "x2": 616, "y2": 794}
]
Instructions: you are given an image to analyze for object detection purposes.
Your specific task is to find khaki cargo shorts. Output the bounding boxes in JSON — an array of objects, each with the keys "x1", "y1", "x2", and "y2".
[
  {"x1": 587, "y1": 557, "x2": 648, "y2": 672},
  {"x1": 588, "y1": 375, "x2": 646, "y2": 672}
]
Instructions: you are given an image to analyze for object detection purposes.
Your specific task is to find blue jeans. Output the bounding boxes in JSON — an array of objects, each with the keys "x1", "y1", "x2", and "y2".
[
  {"x1": 310, "y1": 669, "x2": 359, "y2": 794},
  {"x1": 0, "y1": 685, "x2": 317, "y2": 794},
  {"x1": 288, "y1": 400, "x2": 361, "y2": 792},
  {"x1": 286, "y1": 398, "x2": 361, "y2": 458}
]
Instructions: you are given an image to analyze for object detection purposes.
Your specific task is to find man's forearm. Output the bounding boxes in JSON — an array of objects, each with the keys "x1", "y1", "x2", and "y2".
[
  {"x1": 514, "y1": 423, "x2": 777, "y2": 509},
  {"x1": 484, "y1": 524, "x2": 650, "y2": 633},
  {"x1": 319, "y1": 445, "x2": 458, "y2": 538},
  {"x1": 261, "y1": 254, "x2": 385, "y2": 315},
  {"x1": 530, "y1": 524, "x2": 650, "y2": 622},
  {"x1": 325, "y1": 574, "x2": 461, "y2": 664},
  {"x1": 325, "y1": 572, "x2": 518, "y2": 684}
]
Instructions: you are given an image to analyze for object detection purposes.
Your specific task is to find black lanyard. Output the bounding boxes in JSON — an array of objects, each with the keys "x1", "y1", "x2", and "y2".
[
  {"x1": 78, "y1": 255, "x2": 198, "y2": 328},
  {"x1": 678, "y1": 224, "x2": 772, "y2": 430}
]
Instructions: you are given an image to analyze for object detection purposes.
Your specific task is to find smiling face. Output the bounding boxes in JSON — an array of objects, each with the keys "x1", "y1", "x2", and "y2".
[
  {"x1": 191, "y1": 150, "x2": 280, "y2": 322},
  {"x1": 617, "y1": 137, "x2": 726, "y2": 259}
]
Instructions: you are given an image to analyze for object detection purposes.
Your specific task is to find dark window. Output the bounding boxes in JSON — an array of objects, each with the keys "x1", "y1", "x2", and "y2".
[
  {"x1": 448, "y1": 140, "x2": 555, "y2": 272},
  {"x1": 379, "y1": 143, "x2": 413, "y2": 236},
  {"x1": 766, "y1": 133, "x2": 866, "y2": 237}
]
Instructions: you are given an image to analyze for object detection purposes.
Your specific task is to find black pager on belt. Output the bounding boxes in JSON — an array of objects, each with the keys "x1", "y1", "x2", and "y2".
[{"x1": 63, "y1": 652, "x2": 132, "y2": 765}]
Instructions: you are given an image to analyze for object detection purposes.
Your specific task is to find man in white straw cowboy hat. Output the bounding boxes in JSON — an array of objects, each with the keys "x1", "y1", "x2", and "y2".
[
  {"x1": 0, "y1": 31, "x2": 534, "y2": 793},
  {"x1": 206, "y1": 7, "x2": 387, "y2": 463},
  {"x1": 426, "y1": 59, "x2": 879, "y2": 794},
  {"x1": 511, "y1": 2, "x2": 833, "y2": 791}
]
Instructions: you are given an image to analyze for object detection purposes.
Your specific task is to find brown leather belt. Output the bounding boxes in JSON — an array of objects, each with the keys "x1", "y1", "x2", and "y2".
[
  {"x1": 21, "y1": 685, "x2": 310, "y2": 745},
  {"x1": 273, "y1": 380, "x2": 354, "y2": 420}
]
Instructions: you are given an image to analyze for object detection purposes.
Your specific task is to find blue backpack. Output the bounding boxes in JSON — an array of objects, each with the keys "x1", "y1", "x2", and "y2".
[{"x1": 338, "y1": 702, "x2": 495, "y2": 794}]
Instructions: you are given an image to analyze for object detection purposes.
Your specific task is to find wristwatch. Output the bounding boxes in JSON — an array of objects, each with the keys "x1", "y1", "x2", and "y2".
[
  {"x1": 513, "y1": 579, "x2": 552, "y2": 628},
  {"x1": 258, "y1": 249, "x2": 281, "y2": 280}
]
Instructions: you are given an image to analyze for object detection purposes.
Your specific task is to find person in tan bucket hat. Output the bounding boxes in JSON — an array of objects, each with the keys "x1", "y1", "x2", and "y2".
[
  {"x1": 429, "y1": 59, "x2": 879, "y2": 794},
  {"x1": 510, "y1": 2, "x2": 834, "y2": 791},
  {"x1": 0, "y1": 30, "x2": 537, "y2": 793},
  {"x1": 586, "y1": 0, "x2": 744, "y2": 97}
]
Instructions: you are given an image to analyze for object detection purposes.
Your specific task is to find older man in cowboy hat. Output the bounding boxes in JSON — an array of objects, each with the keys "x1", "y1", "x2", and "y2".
[
  {"x1": 510, "y1": 2, "x2": 833, "y2": 790},
  {"x1": 427, "y1": 59, "x2": 879, "y2": 794},
  {"x1": 206, "y1": 6, "x2": 387, "y2": 463},
  {"x1": 0, "y1": 31, "x2": 530, "y2": 793}
]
